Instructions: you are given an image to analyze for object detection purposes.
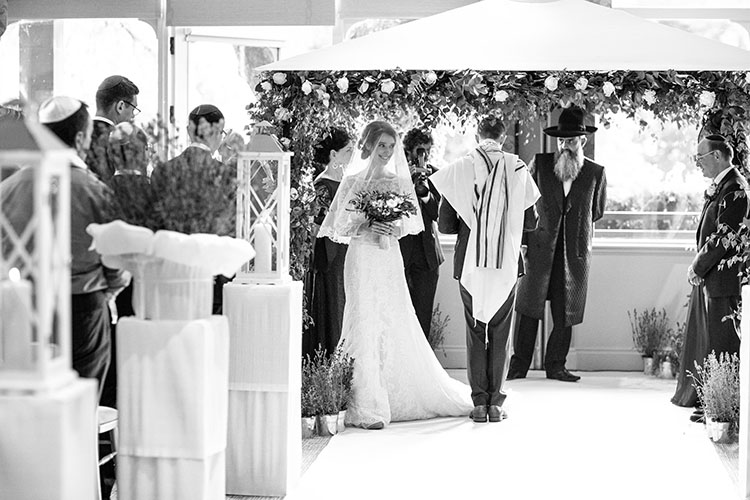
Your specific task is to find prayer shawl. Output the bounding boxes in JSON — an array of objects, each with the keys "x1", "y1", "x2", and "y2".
[{"x1": 431, "y1": 144, "x2": 540, "y2": 322}]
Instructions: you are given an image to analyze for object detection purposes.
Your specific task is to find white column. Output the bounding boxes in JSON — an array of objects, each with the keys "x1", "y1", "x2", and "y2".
[
  {"x1": 223, "y1": 281, "x2": 302, "y2": 497},
  {"x1": 739, "y1": 286, "x2": 750, "y2": 499}
]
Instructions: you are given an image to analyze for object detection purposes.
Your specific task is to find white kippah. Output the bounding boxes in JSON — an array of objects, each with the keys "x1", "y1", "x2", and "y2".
[{"x1": 38, "y1": 96, "x2": 83, "y2": 124}]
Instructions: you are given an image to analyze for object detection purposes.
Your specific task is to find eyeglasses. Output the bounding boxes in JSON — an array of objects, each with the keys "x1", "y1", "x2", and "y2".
[
  {"x1": 122, "y1": 100, "x2": 140, "y2": 117},
  {"x1": 692, "y1": 151, "x2": 714, "y2": 163}
]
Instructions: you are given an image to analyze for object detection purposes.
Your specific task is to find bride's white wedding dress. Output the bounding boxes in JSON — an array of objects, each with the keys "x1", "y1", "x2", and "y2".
[{"x1": 340, "y1": 205, "x2": 473, "y2": 427}]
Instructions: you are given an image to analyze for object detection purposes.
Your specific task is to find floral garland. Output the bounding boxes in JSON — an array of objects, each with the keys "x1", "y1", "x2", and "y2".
[{"x1": 248, "y1": 69, "x2": 750, "y2": 281}]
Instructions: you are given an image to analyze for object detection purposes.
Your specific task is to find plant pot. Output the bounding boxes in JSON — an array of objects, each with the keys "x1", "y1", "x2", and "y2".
[
  {"x1": 337, "y1": 410, "x2": 347, "y2": 433},
  {"x1": 301, "y1": 416, "x2": 317, "y2": 439},
  {"x1": 316, "y1": 414, "x2": 339, "y2": 436},
  {"x1": 659, "y1": 360, "x2": 674, "y2": 378},
  {"x1": 706, "y1": 418, "x2": 732, "y2": 443},
  {"x1": 642, "y1": 357, "x2": 654, "y2": 376}
]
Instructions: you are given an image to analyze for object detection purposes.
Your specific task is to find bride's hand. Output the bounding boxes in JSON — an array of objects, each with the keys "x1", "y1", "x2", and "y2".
[{"x1": 371, "y1": 221, "x2": 395, "y2": 236}]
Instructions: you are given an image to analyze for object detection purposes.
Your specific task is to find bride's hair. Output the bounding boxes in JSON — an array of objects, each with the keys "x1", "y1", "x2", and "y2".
[{"x1": 358, "y1": 121, "x2": 397, "y2": 159}]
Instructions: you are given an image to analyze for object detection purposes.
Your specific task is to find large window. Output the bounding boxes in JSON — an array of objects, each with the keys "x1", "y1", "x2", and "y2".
[{"x1": 0, "y1": 19, "x2": 157, "y2": 124}]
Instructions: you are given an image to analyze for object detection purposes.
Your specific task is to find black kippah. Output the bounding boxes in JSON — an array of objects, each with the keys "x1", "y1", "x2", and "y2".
[{"x1": 189, "y1": 104, "x2": 224, "y2": 124}]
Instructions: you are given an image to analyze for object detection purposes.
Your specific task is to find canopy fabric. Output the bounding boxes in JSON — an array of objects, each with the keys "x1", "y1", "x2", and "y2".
[{"x1": 260, "y1": 0, "x2": 750, "y2": 71}]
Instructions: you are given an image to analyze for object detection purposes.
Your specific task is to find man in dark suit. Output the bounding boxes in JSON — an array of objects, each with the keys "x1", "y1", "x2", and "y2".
[
  {"x1": 86, "y1": 75, "x2": 140, "y2": 183},
  {"x1": 508, "y1": 105, "x2": 607, "y2": 382},
  {"x1": 431, "y1": 115, "x2": 539, "y2": 423},
  {"x1": 151, "y1": 104, "x2": 240, "y2": 313},
  {"x1": 399, "y1": 128, "x2": 443, "y2": 338},
  {"x1": 688, "y1": 134, "x2": 746, "y2": 358}
]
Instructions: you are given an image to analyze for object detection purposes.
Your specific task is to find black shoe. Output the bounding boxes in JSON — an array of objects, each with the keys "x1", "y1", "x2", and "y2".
[
  {"x1": 546, "y1": 368, "x2": 581, "y2": 382},
  {"x1": 488, "y1": 405, "x2": 507, "y2": 422},
  {"x1": 470, "y1": 405, "x2": 488, "y2": 423},
  {"x1": 506, "y1": 369, "x2": 526, "y2": 380},
  {"x1": 689, "y1": 409, "x2": 705, "y2": 423},
  {"x1": 364, "y1": 421, "x2": 385, "y2": 430}
]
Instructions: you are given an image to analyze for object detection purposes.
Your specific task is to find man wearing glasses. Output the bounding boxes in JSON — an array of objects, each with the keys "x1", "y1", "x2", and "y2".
[
  {"x1": 687, "y1": 134, "x2": 746, "y2": 369},
  {"x1": 86, "y1": 75, "x2": 140, "y2": 183}
]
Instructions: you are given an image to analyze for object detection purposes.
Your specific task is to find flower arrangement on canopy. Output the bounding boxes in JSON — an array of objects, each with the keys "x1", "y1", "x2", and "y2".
[{"x1": 248, "y1": 68, "x2": 750, "y2": 283}]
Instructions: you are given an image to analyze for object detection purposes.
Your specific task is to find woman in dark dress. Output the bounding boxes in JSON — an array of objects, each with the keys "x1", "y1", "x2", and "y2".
[{"x1": 303, "y1": 127, "x2": 354, "y2": 359}]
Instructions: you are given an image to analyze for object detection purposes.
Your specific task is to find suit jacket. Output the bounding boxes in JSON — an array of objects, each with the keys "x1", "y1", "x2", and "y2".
[
  {"x1": 399, "y1": 180, "x2": 444, "y2": 271},
  {"x1": 86, "y1": 118, "x2": 115, "y2": 183},
  {"x1": 515, "y1": 153, "x2": 607, "y2": 326},
  {"x1": 692, "y1": 168, "x2": 748, "y2": 298}
]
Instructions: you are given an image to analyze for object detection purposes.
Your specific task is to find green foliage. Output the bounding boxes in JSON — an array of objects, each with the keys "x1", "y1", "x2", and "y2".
[
  {"x1": 628, "y1": 307, "x2": 671, "y2": 359},
  {"x1": 249, "y1": 69, "x2": 750, "y2": 281},
  {"x1": 301, "y1": 345, "x2": 355, "y2": 417},
  {"x1": 691, "y1": 351, "x2": 740, "y2": 427},
  {"x1": 428, "y1": 303, "x2": 450, "y2": 357}
]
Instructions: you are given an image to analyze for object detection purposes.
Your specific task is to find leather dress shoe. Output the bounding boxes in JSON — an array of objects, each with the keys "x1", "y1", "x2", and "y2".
[
  {"x1": 488, "y1": 405, "x2": 507, "y2": 422},
  {"x1": 364, "y1": 422, "x2": 385, "y2": 430},
  {"x1": 506, "y1": 369, "x2": 526, "y2": 380},
  {"x1": 546, "y1": 368, "x2": 581, "y2": 382},
  {"x1": 470, "y1": 405, "x2": 488, "y2": 423},
  {"x1": 689, "y1": 408, "x2": 705, "y2": 423}
]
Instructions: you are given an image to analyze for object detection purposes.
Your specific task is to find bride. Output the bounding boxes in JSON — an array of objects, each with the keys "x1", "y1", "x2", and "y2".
[{"x1": 318, "y1": 121, "x2": 473, "y2": 429}]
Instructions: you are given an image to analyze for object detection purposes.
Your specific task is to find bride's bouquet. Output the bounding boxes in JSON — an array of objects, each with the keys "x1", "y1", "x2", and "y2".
[{"x1": 348, "y1": 189, "x2": 418, "y2": 249}]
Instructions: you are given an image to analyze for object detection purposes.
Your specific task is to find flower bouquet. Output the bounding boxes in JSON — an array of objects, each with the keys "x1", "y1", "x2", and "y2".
[{"x1": 347, "y1": 189, "x2": 418, "y2": 249}]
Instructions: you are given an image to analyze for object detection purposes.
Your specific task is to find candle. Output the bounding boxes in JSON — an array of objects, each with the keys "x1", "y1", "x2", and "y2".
[
  {"x1": 254, "y1": 220, "x2": 273, "y2": 274},
  {"x1": 1, "y1": 278, "x2": 33, "y2": 370}
]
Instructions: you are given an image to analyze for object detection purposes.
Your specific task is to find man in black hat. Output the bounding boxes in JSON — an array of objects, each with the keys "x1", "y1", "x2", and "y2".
[
  {"x1": 508, "y1": 105, "x2": 607, "y2": 382},
  {"x1": 87, "y1": 75, "x2": 140, "y2": 183}
]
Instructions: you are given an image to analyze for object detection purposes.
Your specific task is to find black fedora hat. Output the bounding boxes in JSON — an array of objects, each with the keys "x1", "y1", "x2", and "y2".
[{"x1": 543, "y1": 106, "x2": 597, "y2": 138}]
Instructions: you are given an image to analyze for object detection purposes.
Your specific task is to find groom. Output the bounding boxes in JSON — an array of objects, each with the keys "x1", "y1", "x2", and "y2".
[{"x1": 431, "y1": 115, "x2": 539, "y2": 423}]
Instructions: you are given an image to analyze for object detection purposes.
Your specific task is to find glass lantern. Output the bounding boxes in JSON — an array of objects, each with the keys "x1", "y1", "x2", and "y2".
[
  {"x1": 235, "y1": 122, "x2": 293, "y2": 284},
  {"x1": 0, "y1": 117, "x2": 76, "y2": 392}
]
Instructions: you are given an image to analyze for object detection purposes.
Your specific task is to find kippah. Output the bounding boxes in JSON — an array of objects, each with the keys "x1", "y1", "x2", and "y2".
[
  {"x1": 38, "y1": 96, "x2": 83, "y2": 124},
  {"x1": 97, "y1": 75, "x2": 129, "y2": 92},
  {"x1": 189, "y1": 104, "x2": 224, "y2": 124}
]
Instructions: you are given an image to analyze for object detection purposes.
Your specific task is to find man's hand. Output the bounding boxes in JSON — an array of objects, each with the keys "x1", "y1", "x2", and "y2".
[{"x1": 687, "y1": 265, "x2": 703, "y2": 286}]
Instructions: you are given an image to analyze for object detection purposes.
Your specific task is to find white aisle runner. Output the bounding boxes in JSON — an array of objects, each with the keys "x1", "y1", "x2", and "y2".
[{"x1": 285, "y1": 372, "x2": 736, "y2": 500}]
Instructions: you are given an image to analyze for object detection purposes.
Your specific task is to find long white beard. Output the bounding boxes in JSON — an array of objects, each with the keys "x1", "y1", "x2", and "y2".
[{"x1": 554, "y1": 148, "x2": 584, "y2": 182}]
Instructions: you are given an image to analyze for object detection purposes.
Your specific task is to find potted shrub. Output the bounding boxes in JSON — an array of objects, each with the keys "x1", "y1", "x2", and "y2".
[
  {"x1": 302, "y1": 346, "x2": 354, "y2": 437},
  {"x1": 691, "y1": 351, "x2": 740, "y2": 443},
  {"x1": 628, "y1": 307, "x2": 670, "y2": 375},
  {"x1": 301, "y1": 352, "x2": 321, "y2": 439}
]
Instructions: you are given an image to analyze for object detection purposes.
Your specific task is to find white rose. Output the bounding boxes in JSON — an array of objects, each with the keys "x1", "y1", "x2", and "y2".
[
  {"x1": 544, "y1": 75, "x2": 559, "y2": 91},
  {"x1": 358, "y1": 81, "x2": 370, "y2": 94},
  {"x1": 380, "y1": 79, "x2": 396, "y2": 94},
  {"x1": 699, "y1": 90, "x2": 716, "y2": 108},
  {"x1": 336, "y1": 77, "x2": 349, "y2": 93},
  {"x1": 493, "y1": 90, "x2": 509, "y2": 102},
  {"x1": 272, "y1": 72, "x2": 287, "y2": 85},
  {"x1": 386, "y1": 198, "x2": 398, "y2": 209},
  {"x1": 261, "y1": 81, "x2": 272, "y2": 91},
  {"x1": 290, "y1": 187, "x2": 299, "y2": 201},
  {"x1": 424, "y1": 71, "x2": 437, "y2": 85},
  {"x1": 602, "y1": 81, "x2": 616, "y2": 97},
  {"x1": 274, "y1": 107, "x2": 291, "y2": 122},
  {"x1": 574, "y1": 76, "x2": 588, "y2": 91},
  {"x1": 643, "y1": 89, "x2": 657, "y2": 105},
  {"x1": 301, "y1": 80, "x2": 313, "y2": 95}
]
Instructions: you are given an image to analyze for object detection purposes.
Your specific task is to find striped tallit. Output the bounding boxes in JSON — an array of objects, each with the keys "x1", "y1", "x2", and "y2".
[{"x1": 473, "y1": 145, "x2": 508, "y2": 269}]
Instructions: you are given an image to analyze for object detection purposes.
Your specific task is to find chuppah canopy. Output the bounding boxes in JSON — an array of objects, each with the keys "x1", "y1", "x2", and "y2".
[{"x1": 260, "y1": 0, "x2": 750, "y2": 71}]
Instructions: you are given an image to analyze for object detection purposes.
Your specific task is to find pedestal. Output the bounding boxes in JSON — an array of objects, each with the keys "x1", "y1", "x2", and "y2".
[
  {"x1": 0, "y1": 378, "x2": 98, "y2": 500},
  {"x1": 117, "y1": 316, "x2": 229, "y2": 500},
  {"x1": 223, "y1": 281, "x2": 302, "y2": 496}
]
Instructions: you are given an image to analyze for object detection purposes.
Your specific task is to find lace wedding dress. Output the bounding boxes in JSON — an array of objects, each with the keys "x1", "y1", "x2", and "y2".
[{"x1": 340, "y1": 211, "x2": 473, "y2": 428}]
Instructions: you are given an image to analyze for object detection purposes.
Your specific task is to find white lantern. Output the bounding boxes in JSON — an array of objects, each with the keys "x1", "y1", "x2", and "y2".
[
  {"x1": 0, "y1": 118, "x2": 76, "y2": 392},
  {"x1": 235, "y1": 121, "x2": 293, "y2": 284}
]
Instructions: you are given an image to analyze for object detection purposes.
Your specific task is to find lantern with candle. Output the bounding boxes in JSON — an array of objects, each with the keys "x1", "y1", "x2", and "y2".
[
  {"x1": 0, "y1": 117, "x2": 77, "y2": 392},
  {"x1": 236, "y1": 121, "x2": 293, "y2": 283}
]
